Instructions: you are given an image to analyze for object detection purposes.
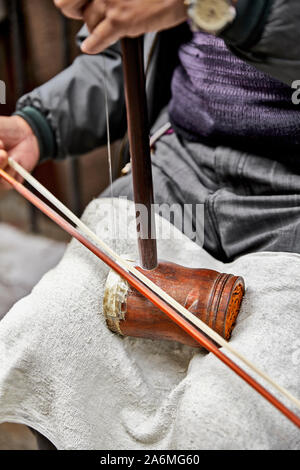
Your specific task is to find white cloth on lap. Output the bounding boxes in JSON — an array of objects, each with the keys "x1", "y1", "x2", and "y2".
[{"x1": 0, "y1": 198, "x2": 299, "y2": 450}]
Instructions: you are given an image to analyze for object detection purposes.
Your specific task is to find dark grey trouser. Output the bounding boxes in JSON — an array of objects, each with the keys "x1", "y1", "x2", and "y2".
[{"x1": 104, "y1": 130, "x2": 300, "y2": 263}]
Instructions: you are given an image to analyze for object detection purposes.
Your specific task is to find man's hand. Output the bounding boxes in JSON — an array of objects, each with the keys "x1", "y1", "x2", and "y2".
[
  {"x1": 0, "y1": 116, "x2": 40, "y2": 192},
  {"x1": 54, "y1": 0, "x2": 188, "y2": 54}
]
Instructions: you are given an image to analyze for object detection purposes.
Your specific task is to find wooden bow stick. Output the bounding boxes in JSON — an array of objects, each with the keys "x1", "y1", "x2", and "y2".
[{"x1": 1, "y1": 160, "x2": 300, "y2": 428}]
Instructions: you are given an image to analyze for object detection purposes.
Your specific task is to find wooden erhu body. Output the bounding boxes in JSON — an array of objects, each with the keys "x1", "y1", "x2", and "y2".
[{"x1": 104, "y1": 262, "x2": 244, "y2": 347}]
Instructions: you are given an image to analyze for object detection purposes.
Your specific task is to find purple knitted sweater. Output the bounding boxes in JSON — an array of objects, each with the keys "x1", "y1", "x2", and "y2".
[{"x1": 169, "y1": 32, "x2": 300, "y2": 152}]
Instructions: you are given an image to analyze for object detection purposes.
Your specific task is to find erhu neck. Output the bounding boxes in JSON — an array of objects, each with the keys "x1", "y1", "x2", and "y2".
[{"x1": 121, "y1": 36, "x2": 158, "y2": 270}]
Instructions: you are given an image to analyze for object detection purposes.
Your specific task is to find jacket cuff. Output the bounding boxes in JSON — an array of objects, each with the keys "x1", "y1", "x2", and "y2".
[
  {"x1": 220, "y1": 0, "x2": 273, "y2": 49},
  {"x1": 14, "y1": 106, "x2": 57, "y2": 162}
]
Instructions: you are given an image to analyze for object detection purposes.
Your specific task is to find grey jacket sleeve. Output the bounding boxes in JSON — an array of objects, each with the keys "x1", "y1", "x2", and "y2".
[
  {"x1": 16, "y1": 29, "x2": 126, "y2": 161},
  {"x1": 222, "y1": 0, "x2": 300, "y2": 86}
]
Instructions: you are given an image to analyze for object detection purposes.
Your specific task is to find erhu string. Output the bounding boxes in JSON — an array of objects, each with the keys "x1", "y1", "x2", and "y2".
[{"x1": 102, "y1": 53, "x2": 117, "y2": 253}]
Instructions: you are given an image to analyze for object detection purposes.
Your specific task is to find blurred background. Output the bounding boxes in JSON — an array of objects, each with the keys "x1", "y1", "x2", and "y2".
[
  {"x1": 0, "y1": 0, "x2": 121, "y2": 449},
  {"x1": 0, "y1": 0, "x2": 121, "y2": 237}
]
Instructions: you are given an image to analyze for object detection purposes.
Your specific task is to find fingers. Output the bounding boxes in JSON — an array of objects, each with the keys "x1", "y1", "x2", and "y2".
[
  {"x1": 54, "y1": 0, "x2": 87, "y2": 19},
  {"x1": 0, "y1": 148, "x2": 8, "y2": 169},
  {"x1": 0, "y1": 155, "x2": 25, "y2": 192},
  {"x1": 83, "y1": 0, "x2": 105, "y2": 33},
  {"x1": 81, "y1": 18, "x2": 121, "y2": 54},
  {"x1": 0, "y1": 158, "x2": 13, "y2": 192}
]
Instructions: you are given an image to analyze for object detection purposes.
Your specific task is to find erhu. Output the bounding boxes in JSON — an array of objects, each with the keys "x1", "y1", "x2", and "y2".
[
  {"x1": 1, "y1": 36, "x2": 300, "y2": 427},
  {"x1": 103, "y1": 37, "x2": 245, "y2": 347}
]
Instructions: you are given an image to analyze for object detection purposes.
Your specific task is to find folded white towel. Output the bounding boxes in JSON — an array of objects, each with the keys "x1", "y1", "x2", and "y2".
[{"x1": 0, "y1": 199, "x2": 299, "y2": 449}]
